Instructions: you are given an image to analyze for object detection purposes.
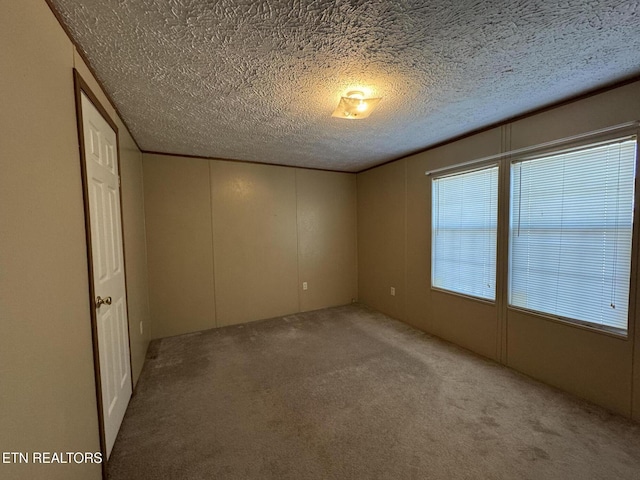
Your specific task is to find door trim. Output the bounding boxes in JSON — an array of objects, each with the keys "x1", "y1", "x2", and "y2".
[{"x1": 73, "y1": 69, "x2": 134, "y2": 478}]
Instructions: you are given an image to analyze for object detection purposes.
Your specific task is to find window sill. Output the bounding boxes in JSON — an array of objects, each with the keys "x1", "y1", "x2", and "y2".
[
  {"x1": 506, "y1": 305, "x2": 629, "y2": 340},
  {"x1": 430, "y1": 286, "x2": 496, "y2": 306}
]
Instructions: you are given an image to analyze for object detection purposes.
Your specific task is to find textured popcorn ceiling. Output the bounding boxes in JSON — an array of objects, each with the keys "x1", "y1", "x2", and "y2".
[{"x1": 50, "y1": 0, "x2": 640, "y2": 172}]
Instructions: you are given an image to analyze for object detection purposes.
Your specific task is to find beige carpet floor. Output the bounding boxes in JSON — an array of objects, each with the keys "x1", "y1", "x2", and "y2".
[{"x1": 107, "y1": 304, "x2": 640, "y2": 479}]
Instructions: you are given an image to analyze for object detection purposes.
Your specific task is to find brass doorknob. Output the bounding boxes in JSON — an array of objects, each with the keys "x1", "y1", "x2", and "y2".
[{"x1": 96, "y1": 296, "x2": 112, "y2": 308}]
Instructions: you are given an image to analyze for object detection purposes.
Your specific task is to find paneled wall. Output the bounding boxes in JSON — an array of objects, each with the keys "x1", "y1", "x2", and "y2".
[
  {"x1": 357, "y1": 161, "x2": 407, "y2": 321},
  {"x1": 211, "y1": 161, "x2": 299, "y2": 326},
  {"x1": 297, "y1": 169, "x2": 358, "y2": 313},
  {"x1": 117, "y1": 117, "x2": 152, "y2": 384},
  {"x1": 144, "y1": 154, "x2": 358, "y2": 338},
  {"x1": 0, "y1": 1, "x2": 150, "y2": 479},
  {"x1": 143, "y1": 155, "x2": 216, "y2": 337},
  {"x1": 358, "y1": 80, "x2": 640, "y2": 420}
]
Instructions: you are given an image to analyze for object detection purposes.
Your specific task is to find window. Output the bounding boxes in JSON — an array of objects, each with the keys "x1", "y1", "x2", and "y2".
[
  {"x1": 432, "y1": 165, "x2": 498, "y2": 301},
  {"x1": 509, "y1": 138, "x2": 637, "y2": 333}
]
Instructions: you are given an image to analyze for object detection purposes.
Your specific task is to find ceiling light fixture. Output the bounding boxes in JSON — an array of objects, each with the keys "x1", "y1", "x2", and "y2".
[{"x1": 332, "y1": 90, "x2": 381, "y2": 119}]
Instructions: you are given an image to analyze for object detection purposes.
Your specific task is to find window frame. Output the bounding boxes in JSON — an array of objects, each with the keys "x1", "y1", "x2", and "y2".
[
  {"x1": 506, "y1": 135, "x2": 639, "y2": 338},
  {"x1": 425, "y1": 122, "x2": 640, "y2": 340},
  {"x1": 430, "y1": 162, "x2": 500, "y2": 303}
]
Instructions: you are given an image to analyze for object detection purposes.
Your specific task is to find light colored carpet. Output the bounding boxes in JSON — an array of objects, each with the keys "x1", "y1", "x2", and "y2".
[{"x1": 108, "y1": 304, "x2": 640, "y2": 479}]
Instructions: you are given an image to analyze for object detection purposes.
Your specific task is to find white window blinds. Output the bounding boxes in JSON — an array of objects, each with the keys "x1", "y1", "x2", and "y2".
[
  {"x1": 509, "y1": 138, "x2": 637, "y2": 332},
  {"x1": 432, "y1": 165, "x2": 498, "y2": 301}
]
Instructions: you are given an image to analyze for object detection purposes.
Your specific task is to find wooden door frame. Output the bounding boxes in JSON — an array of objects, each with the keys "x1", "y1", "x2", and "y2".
[{"x1": 73, "y1": 68, "x2": 134, "y2": 479}]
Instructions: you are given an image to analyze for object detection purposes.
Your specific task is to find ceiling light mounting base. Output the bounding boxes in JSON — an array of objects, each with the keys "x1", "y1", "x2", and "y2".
[{"x1": 332, "y1": 89, "x2": 382, "y2": 120}]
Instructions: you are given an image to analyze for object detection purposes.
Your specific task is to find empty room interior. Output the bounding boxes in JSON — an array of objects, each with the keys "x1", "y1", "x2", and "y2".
[{"x1": 3, "y1": 1, "x2": 640, "y2": 479}]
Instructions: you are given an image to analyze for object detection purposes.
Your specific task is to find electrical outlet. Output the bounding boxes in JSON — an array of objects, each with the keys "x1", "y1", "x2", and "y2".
[
  {"x1": 139, "y1": 321, "x2": 144, "y2": 335},
  {"x1": 390, "y1": 287, "x2": 396, "y2": 296},
  {"x1": 302, "y1": 282, "x2": 308, "y2": 291}
]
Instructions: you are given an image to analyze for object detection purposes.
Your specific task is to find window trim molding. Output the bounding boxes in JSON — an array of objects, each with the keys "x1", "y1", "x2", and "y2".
[
  {"x1": 626, "y1": 128, "x2": 640, "y2": 344},
  {"x1": 507, "y1": 305, "x2": 630, "y2": 340},
  {"x1": 431, "y1": 285, "x2": 497, "y2": 306}
]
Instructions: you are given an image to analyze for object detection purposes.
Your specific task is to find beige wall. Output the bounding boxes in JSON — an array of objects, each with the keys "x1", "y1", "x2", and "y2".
[
  {"x1": 143, "y1": 154, "x2": 216, "y2": 337},
  {"x1": 0, "y1": 3, "x2": 100, "y2": 479},
  {"x1": 297, "y1": 169, "x2": 358, "y2": 312},
  {"x1": 211, "y1": 161, "x2": 299, "y2": 326},
  {"x1": 118, "y1": 118, "x2": 151, "y2": 384},
  {"x1": 635, "y1": 267, "x2": 640, "y2": 420},
  {"x1": 143, "y1": 155, "x2": 358, "y2": 336},
  {"x1": 0, "y1": 2, "x2": 149, "y2": 479},
  {"x1": 357, "y1": 160, "x2": 407, "y2": 320},
  {"x1": 358, "y1": 80, "x2": 640, "y2": 419}
]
